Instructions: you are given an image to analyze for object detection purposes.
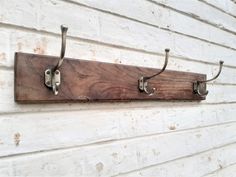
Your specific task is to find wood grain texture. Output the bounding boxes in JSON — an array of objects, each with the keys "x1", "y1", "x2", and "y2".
[{"x1": 14, "y1": 53, "x2": 205, "y2": 103}]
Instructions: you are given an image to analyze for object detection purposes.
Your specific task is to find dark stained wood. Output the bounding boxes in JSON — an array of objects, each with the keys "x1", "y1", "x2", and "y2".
[{"x1": 14, "y1": 53, "x2": 206, "y2": 103}]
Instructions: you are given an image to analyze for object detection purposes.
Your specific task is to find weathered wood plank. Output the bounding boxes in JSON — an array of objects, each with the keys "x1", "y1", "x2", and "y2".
[
  {"x1": 1, "y1": 68, "x2": 235, "y2": 113},
  {"x1": 15, "y1": 53, "x2": 205, "y2": 103},
  {"x1": 201, "y1": 0, "x2": 236, "y2": 17},
  {"x1": 1, "y1": 0, "x2": 236, "y2": 67},
  {"x1": 115, "y1": 143, "x2": 236, "y2": 177},
  {"x1": 0, "y1": 123, "x2": 235, "y2": 177},
  {"x1": 203, "y1": 163, "x2": 236, "y2": 177},
  {"x1": 0, "y1": 103, "x2": 235, "y2": 157},
  {"x1": 151, "y1": 0, "x2": 236, "y2": 34},
  {"x1": 70, "y1": 0, "x2": 236, "y2": 49}
]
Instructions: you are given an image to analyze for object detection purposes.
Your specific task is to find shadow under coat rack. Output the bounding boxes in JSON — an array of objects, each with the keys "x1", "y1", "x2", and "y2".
[{"x1": 14, "y1": 26, "x2": 224, "y2": 103}]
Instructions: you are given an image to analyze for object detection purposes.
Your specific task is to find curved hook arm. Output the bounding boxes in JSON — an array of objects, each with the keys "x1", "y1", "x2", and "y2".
[
  {"x1": 193, "y1": 60, "x2": 224, "y2": 97},
  {"x1": 54, "y1": 25, "x2": 68, "y2": 71},
  {"x1": 145, "y1": 49, "x2": 169, "y2": 80},
  {"x1": 139, "y1": 49, "x2": 169, "y2": 95},
  {"x1": 198, "y1": 61, "x2": 224, "y2": 84}
]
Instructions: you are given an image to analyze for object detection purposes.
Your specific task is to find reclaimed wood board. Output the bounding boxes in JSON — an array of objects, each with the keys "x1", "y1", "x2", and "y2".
[{"x1": 14, "y1": 53, "x2": 206, "y2": 103}]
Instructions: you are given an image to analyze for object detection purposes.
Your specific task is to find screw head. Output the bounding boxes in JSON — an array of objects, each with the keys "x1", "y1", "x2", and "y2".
[{"x1": 46, "y1": 70, "x2": 50, "y2": 75}]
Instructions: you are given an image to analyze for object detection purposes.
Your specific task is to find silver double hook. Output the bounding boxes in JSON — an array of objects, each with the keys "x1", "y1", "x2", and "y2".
[
  {"x1": 193, "y1": 60, "x2": 224, "y2": 97},
  {"x1": 45, "y1": 25, "x2": 68, "y2": 95},
  {"x1": 138, "y1": 49, "x2": 169, "y2": 96}
]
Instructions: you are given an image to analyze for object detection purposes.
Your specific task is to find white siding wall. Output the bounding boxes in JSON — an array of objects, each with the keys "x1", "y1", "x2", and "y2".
[{"x1": 0, "y1": 0, "x2": 236, "y2": 176}]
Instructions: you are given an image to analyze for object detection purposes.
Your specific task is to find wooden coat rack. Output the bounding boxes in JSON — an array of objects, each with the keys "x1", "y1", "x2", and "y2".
[{"x1": 14, "y1": 26, "x2": 224, "y2": 103}]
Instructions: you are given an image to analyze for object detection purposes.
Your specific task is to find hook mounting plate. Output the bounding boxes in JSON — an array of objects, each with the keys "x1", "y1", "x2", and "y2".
[
  {"x1": 44, "y1": 69, "x2": 61, "y2": 95},
  {"x1": 45, "y1": 69, "x2": 61, "y2": 88},
  {"x1": 138, "y1": 76, "x2": 145, "y2": 91},
  {"x1": 15, "y1": 53, "x2": 207, "y2": 103}
]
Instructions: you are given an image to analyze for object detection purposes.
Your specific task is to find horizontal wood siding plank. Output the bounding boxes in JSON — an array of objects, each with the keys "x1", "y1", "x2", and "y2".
[
  {"x1": 203, "y1": 162, "x2": 236, "y2": 177},
  {"x1": 69, "y1": 0, "x2": 236, "y2": 49},
  {"x1": 201, "y1": 0, "x2": 236, "y2": 18},
  {"x1": 0, "y1": 103, "x2": 235, "y2": 157},
  {"x1": 151, "y1": 0, "x2": 236, "y2": 34},
  {"x1": 0, "y1": 0, "x2": 236, "y2": 67},
  {"x1": 0, "y1": 123, "x2": 236, "y2": 176},
  {"x1": 115, "y1": 143, "x2": 236, "y2": 177}
]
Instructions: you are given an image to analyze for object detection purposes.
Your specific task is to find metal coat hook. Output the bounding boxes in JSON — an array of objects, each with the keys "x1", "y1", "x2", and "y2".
[
  {"x1": 193, "y1": 60, "x2": 224, "y2": 97},
  {"x1": 45, "y1": 25, "x2": 68, "y2": 95},
  {"x1": 139, "y1": 49, "x2": 170, "y2": 96}
]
